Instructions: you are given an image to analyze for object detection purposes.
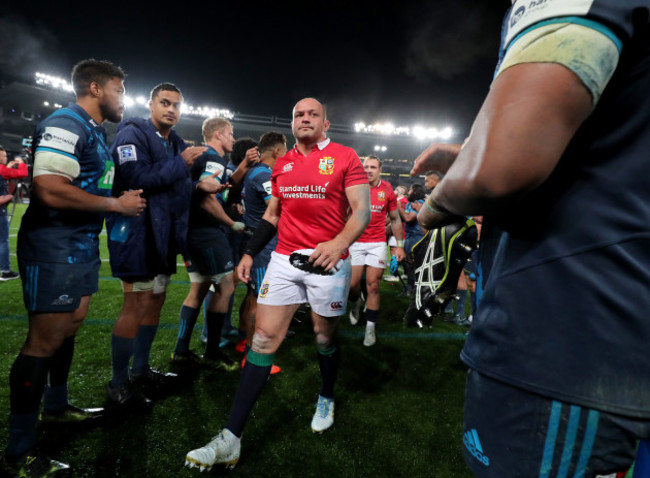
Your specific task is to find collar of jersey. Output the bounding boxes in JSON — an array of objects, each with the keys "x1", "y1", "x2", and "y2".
[
  {"x1": 67, "y1": 102, "x2": 102, "y2": 130},
  {"x1": 292, "y1": 137, "x2": 330, "y2": 155}
]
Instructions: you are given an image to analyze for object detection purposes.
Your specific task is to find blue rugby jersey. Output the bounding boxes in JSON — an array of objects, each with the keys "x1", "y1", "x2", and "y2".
[
  {"x1": 242, "y1": 163, "x2": 273, "y2": 230},
  {"x1": 461, "y1": 0, "x2": 650, "y2": 418},
  {"x1": 18, "y1": 103, "x2": 113, "y2": 264}
]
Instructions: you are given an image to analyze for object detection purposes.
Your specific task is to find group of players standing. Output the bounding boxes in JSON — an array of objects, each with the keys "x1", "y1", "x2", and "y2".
[
  {"x1": 8, "y1": 2, "x2": 650, "y2": 475},
  {"x1": 3, "y1": 58, "x2": 412, "y2": 476}
]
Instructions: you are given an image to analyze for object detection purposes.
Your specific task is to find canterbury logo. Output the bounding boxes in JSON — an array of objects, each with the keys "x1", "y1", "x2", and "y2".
[{"x1": 463, "y1": 429, "x2": 490, "y2": 466}]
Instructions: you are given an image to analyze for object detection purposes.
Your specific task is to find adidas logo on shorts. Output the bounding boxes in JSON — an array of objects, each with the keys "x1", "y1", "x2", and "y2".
[
  {"x1": 463, "y1": 429, "x2": 490, "y2": 467},
  {"x1": 51, "y1": 294, "x2": 75, "y2": 306}
]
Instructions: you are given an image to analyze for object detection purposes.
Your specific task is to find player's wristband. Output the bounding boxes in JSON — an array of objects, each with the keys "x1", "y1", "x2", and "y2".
[
  {"x1": 396, "y1": 240, "x2": 405, "y2": 248},
  {"x1": 242, "y1": 219, "x2": 277, "y2": 257}
]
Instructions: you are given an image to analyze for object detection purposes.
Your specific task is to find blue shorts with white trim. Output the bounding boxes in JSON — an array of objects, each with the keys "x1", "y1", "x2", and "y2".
[{"x1": 462, "y1": 369, "x2": 649, "y2": 478}]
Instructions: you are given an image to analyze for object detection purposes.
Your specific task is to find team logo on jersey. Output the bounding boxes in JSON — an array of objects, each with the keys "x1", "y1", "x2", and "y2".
[
  {"x1": 98, "y1": 159, "x2": 115, "y2": 190},
  {"x1": 319, "y1": 157, "x2": 334, "y2": 175},
  {"x1": 260, "y1": 281, "x2": 270, "y2": 298},
  {"x1": 263, "y1": 180, "x2": 272, "y2": 195},
  {"x1": 117, "y1": 145, "x2": 137, "y2": 165},
  {"x1": 282, "y1": 162, "x2": 294, "y2": 173},
  {"x1": 378, "y1": 191, "x2": 385, "y2": 201},
  {"x1": 330, "y1": 301, "x2": 343, "y2": 311}
]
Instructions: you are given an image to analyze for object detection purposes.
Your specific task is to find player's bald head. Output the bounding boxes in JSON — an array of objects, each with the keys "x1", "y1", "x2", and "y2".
[{"x1": 292, "y1": 98, "x2": 327, "y2": 120}]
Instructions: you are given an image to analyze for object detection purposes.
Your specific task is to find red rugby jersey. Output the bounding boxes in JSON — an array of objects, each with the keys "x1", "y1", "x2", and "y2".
[
  {"x1": 271, "y1": 139, "x2": 367, "y2": 255},
  {"x1": 357, "y1": 179, "x2": 397, "y2": 243}
]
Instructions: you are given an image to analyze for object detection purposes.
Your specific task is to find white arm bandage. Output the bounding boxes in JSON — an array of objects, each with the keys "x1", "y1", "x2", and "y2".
[
  {"x1": 33, "y1": 150, "x2": 81, "y2": 181},
  {"x1": 496, "y1": 22, "x2": 620, "y2": 106}
]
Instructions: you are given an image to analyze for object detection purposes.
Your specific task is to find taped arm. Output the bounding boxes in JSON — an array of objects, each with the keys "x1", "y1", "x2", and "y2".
[
  {"x1": 429, "y1": 22, "x2": 618, "y2": 219},
  {"x1": 31, "y1": 152, "x2": 121, "y2": 213}
]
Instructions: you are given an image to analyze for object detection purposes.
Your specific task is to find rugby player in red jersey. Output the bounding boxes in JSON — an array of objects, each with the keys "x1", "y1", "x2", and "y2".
[
  {"x1": 185, "y1": 98, "x2": 370, "y2": 471},
  {"x1": 348, "y1": 155, "x2": 404, "y2": 346}
]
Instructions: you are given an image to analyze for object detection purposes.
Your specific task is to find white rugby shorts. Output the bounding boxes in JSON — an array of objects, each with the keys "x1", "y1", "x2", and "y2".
[
  {"x1": 257, "y1": 251, "x2": 351, "y2": 317},
  {"x1": 350, "y1": 241, "x2": 388, "y2": 269}
]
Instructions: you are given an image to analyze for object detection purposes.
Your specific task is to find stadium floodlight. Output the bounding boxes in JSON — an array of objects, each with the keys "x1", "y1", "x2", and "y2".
[
  {"x1": 439, "y1": 127, "x2": 453, "y2": 140},
  {"x1": 136, "y1": 96, "x2": 147, "y2": 105},
  {"x1": 374, "y1": 145, "x2": 388, "y2": 152},
  {"x1": 35, "y1": 72, "x2": 74, "y2": 93},
  {"x1": 413, "y1": 126, "x2": 427, "y2": 140},
  {"x1": 376, "y1": 123, "x2": 395, "y2": 135},
  {"x1": 43, "y1": 101, "x2": 50, "y2": 106},
  {"x1": 123, "y1": 96, "x2": 135, "y2": 108},
  {"x1": 427, "y1": 128, "x2": 439, "y2": 140},
  {"x1": 181, "y1": 104, "x2": 234, "y2": 119},
  {"x1": 356, "y1": 120, "x2": 454, "y2": 141}
]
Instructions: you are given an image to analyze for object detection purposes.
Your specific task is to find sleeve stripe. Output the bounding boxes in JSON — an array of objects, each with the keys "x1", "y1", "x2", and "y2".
[
  {"x1": 35, "y1": 146, "x2": 79, "y2": 162},
  {"x1": 510, "y1": 16, "x2": 622, "y2": 53}
]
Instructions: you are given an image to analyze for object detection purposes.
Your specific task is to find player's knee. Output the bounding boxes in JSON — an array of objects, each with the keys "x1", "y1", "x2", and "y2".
[
  {"x1": 315, "y1": 333, "x2": 334, "y2": 351},
  {"x1": 220, "y1": 278, "x2": 235, "y2": 297},
  {"x1": 24, "y1": 333, "x2": 65, "y2": 357},
  {"x1": 251, "y1": 331, "x2": 276, "y2": 353},
  {"x1": 366, "y1": 280, "x2": 380, "y2": 295}
]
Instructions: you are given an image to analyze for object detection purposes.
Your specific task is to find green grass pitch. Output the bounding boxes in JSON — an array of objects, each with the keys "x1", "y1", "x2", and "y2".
[{"x1": 3, "y1": 203, "x2": 633, "y2": 477}]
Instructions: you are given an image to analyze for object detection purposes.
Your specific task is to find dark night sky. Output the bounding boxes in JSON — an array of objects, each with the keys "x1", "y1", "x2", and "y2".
[{"x1": 0, "y1": 1, "x2": 510, "y2": 136}]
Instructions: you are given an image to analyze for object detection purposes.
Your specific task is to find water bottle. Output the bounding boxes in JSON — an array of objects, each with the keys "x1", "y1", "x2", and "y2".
[{"x1": 110, "y1": 215, "x2": 131, "y2": 243}]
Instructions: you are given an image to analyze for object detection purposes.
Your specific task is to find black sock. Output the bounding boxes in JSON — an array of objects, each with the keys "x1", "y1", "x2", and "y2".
[
  {"x1": 225, "y1": 350, "x2": 273, "y2": 437},
  {"x1": 205, "y1": 311, "x2": 226, "y2": 358},
  {"x1": 6, "y1": 354, "x2": 52, "y2": 458},
  {"x1": 365, "y1": 309, "x2": 379, "y2": 323},
  {"x1": 43, "y1": 335, "x2": 75, "y2": 413},
  {"x1": 317, "y1": 344, "x2": 340, "y2": 399},
  {"x1": 10, "y1": 354, "x2": 52, "y2": 414},
  {"x1": 174, "y1": 305, "x2": 200, "y2": 354},
  {"x1": 47, "y1": 336, "x2": 75, "y2": 386}
]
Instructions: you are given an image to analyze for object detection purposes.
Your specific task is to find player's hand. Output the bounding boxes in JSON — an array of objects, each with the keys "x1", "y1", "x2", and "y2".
[
  {"x1": 411, "y1": 201, "x2": 423, "y2": 212},
  {"x1": 181, "y1": 146, "x2": 208, "y2": 167},
  {"x1": 410, "y1": 143, "x2": 461, "y2": 176},
  {"x1": 197, "y1": 172, "x2": 227, "y2": 194},
  {"x1": 394, "y1": 247, "x2": 406, "y2": 263},
  {"x1": 236, "y1": 254, "x2": 254, "y2": 283},
  {"x1": 309, "y1": 239, "x2": 345, "y2": 272},
  {"x1": 118, "y1": 189, "x2": 146, "y2": 216},
  {"x1": 231, "y1": 221, "x2": 245, "y2": 233},
  {"x1": 244, "y1": 147, "x2": 260, "y2": 167}
]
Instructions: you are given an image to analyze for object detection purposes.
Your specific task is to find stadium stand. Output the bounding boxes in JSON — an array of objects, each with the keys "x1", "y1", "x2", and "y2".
[{"x1": 0, "y1": 78, "x2": 446, "y2": 189}]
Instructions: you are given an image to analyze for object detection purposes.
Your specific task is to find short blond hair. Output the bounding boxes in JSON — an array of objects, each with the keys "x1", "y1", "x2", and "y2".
[{"x1": 202, "y1": 117, "x2": 231, "y2": 142}]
